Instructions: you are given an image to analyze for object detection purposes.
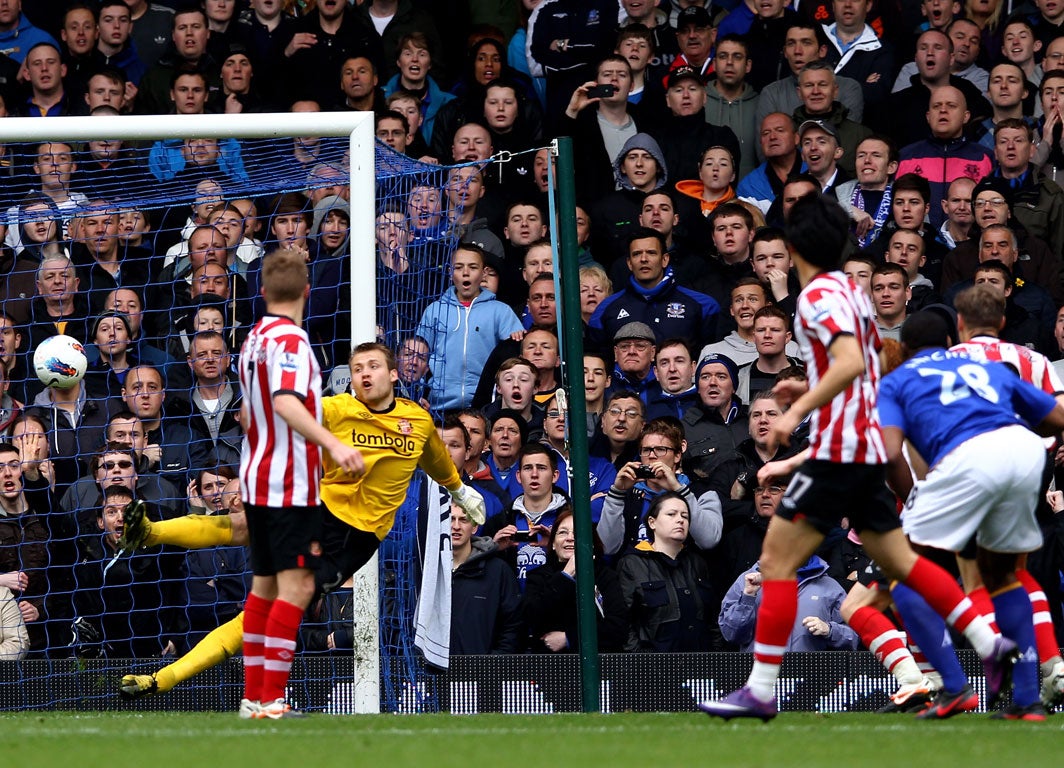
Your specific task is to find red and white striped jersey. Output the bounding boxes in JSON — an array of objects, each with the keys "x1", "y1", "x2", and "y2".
[
  {"x1": 794, "y1": 271, "x2": 887, "y2": 464},
  {"x1": 951, "y1": 335, "x2": 1064, "y2": 395},
  {"x1": 239, "y1": 314, "x2": 323, "y2": 507}
]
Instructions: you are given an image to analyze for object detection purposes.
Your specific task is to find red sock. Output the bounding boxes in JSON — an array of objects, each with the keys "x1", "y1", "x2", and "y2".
[
  {"x1": 967, "y1": 586, "x2": 1000, "y2": 633},
  {"x1": 904, "y1": 557, "x2": 980, "y2": 633},
  {"x1": 753, "y1": 580, "x2": 798, "y2": 666},
  {"x1": 243, "y1": 592, "x2": 273, "y2": 702},
  {"x1": 260, "y1": 599, "x2": 305, "y2": 703},
  {"x1": 1017, "y1": 568, "x2": 1060, "y2": 664},
  {"x1": 849, "y1": 606, "x2": 909, "y2": 674}
]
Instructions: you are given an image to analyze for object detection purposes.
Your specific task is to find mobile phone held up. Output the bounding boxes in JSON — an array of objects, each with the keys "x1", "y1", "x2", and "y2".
[{"x1": 586, "y1": 84, "x2": 616, "y2": 99}]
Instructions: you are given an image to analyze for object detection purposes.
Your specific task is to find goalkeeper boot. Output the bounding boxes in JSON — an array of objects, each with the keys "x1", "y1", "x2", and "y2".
[
  {"x1": 255, "y1": 698, "x2": 306, "y2": 719},
  {"x1": 1040, "y1": 660, "x2": 1064, "y2": 711},
  {"x1": 239, "y1": 699, "x2": 262, "y2": 719},
  {"x1": 119, "y1": 674, "x2": 158, "y2": 700},
  {"x1": 118, "y1": 499, "x2": 151, "y2": 552}
]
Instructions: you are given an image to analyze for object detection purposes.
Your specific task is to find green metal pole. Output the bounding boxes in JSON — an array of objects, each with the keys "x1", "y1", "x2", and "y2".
[{"x1": 554, "y1": 136, "x2": 600, "y2": 713}]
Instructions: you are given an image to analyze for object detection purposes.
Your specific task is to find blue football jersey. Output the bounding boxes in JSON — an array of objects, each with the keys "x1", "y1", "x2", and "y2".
[{"x1": 878, "y1": 348, "x2": 1057, "y2": 467}]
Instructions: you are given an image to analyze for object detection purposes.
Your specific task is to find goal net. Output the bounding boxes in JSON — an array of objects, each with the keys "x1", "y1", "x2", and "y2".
[{"x1": 0, "y1": 113, "x2": 469, "y2": 713}]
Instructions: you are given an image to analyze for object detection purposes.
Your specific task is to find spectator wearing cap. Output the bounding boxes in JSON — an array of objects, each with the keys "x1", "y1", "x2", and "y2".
[
  {"x1": 82, "y1": 309, "x2": 136, "y2": 400},
  {"x1": 681, "y1": 353, "x2": 750, "y2": 483},
  {"x1": 589, "y1": 132, "x2": 668, "y2": 266},
  {"x1": 207, "y1": 42, "x2": 269, "y2": 113},
  {"x1": 588, "y1": 228, "x2": 720, "y2": 353},
  {"x1": 669, "y1": 5, "x2": 715, "y2": 80},
  {"x1": 941, "y1": 177, "x2": 1062, "y2": 302},
  {"x1": 647, "y1": 64, "x2": 742, "y2": 194},
  {"x1": 797, "y1": 119, "x2": 848, "y2": 196},
  {"x1": 605, "y1": 321, "x2": 658, "y2": 400},
  {"x1": 792, "y1": 61, "x2": 871, "y2": 178},
  {"x1": 895, "y1": 85, "x2": 992, "y2": 231}
]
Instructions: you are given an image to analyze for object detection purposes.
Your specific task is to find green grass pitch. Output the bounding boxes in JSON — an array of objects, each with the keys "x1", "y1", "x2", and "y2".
[{"x1": 1, "y1": 712, "x2": 1061, "y2": 768}]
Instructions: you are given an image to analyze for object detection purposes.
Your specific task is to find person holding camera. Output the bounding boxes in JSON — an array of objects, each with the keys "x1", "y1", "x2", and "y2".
[
  {"x1": 597, "y1": 417, "x2": 722, "y2": 558},
  {"x1": 482, "y1": 443, "x2": 570, "y2": 591}
]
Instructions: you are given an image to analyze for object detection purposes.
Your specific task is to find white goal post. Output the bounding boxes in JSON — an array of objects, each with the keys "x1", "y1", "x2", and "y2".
[{"x1": 0, "y1": 111, "x2": 381, "y2": 713}]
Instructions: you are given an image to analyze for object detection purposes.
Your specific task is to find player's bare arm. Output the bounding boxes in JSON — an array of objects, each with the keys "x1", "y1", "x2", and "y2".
[{"x1": 881, "y1": 426, "x2": 913, "y2": 500}]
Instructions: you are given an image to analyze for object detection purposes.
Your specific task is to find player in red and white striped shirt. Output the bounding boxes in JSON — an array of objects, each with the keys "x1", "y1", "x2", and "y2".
[
  {"x1": 238, "y1": 249, "x2": 363, "y2": 720},
  {"x1": 700, "y1": 194, "x2": 1012, "y2": 721},
  {"x1": 951, "y1": 286, "x2": 1064, "y2": 709}
]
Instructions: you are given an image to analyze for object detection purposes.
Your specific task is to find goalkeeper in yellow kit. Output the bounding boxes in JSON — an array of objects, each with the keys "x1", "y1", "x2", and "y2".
[{"x1": 119, "y1": 342, "x2": 485, "y2": 698}]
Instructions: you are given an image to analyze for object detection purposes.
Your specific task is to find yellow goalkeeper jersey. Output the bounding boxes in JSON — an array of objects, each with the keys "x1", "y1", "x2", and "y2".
[{"x1": 321, "y1": 394, "x2": 461, "y2": 539}]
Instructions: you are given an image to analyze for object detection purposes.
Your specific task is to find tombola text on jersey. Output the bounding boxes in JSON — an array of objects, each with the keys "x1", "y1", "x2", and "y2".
[{"x1": 350, "y1": 429, "x2": 418, "y2": 455}]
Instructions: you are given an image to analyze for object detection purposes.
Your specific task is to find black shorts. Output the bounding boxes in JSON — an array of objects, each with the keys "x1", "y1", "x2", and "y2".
[
  {"x1": 777, "y1": 461, "x2": 901, "y2": 536},
  {"x1": 245, "y1": 503, "x2": 324, "y2": 577},
  {"x1": 314, "y1": 510, "x2": 382, "y2": 595}
]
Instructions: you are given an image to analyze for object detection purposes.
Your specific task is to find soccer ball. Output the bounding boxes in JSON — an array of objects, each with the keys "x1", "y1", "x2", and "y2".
[{"x1": 33, "y1": 335, "x2": 87, "y2": 390}]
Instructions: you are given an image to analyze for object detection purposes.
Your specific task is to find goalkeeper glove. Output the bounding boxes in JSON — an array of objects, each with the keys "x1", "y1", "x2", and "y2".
[
  {"x1": 450, "y1": 484, "x2": 486, "y2": 525},
  {"x1": 70, "y1": 617, "x2": 104, "y2": 659}
]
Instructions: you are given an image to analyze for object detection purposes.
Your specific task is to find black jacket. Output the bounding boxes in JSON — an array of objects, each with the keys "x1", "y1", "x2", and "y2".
[
  {"x1": 522, "y1": 557, "x2": 628, "y2": 653},
  {"x1": 451, "y1": 537, "x2": 523, "y2": 655},
  {"x1": 617, "y1": 545, "x2": 722, "y2": 652}
]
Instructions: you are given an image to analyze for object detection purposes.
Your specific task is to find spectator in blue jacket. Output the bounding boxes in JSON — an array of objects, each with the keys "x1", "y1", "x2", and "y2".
[
  {"x1": 719, "y1": 555, "x2": 859, "y2": 652},
  {"x1": 587, "y1": 227, "x2": 720, "y2": 351},
  {"x1": 416, "y1": 243, "x2": 523, "y2": 410}
]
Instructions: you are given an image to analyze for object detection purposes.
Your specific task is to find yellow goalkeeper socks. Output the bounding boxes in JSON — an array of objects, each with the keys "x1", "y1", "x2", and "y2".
[
  {"x1": 155, "y1": 614, "x2": 245, "y2": 693},
  {"x1": 149, "y1": 514, "x2": 233, "y2": 548}
]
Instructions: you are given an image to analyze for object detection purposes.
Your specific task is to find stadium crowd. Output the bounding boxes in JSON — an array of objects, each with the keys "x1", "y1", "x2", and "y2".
[{"x1": 0, "y1": 0, "x2": 1063, "y2": 713}]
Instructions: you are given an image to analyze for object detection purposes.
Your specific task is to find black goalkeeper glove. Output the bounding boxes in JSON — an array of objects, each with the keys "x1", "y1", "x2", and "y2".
[{"x1": 70, "y1": 617, "x2": 104, "y2": 659}]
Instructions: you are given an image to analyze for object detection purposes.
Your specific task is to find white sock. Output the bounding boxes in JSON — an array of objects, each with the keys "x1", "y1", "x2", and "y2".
[{"x1": 747, "y1": 661, "x2": 779, "y2": 701}]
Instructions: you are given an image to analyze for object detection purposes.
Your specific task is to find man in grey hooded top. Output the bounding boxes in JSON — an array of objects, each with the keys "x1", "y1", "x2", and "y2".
[
  {"x1": 307, "y1": 194, "x2": 352, "y2": 370},
  {"x1": 589, "y1": 132, "x2": 669, "y2": 267}
]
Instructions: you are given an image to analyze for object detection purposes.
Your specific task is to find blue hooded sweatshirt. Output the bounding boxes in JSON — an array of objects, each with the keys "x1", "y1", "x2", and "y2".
[{"x1": 416, "y1": 286, "x2": 523, "y2": 410}]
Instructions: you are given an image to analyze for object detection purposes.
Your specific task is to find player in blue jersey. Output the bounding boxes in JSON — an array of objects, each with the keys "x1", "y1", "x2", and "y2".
[{"x1": 878, "y1": 310, "x2": 1064, "y2": 720}]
